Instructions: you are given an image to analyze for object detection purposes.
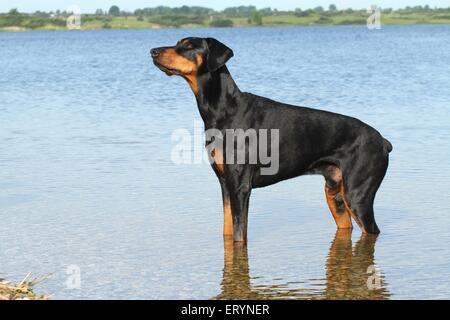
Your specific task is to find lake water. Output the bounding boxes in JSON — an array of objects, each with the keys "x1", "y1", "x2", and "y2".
[{"x1": 0, "y1": 25, "x2": 449, "y2": 299}]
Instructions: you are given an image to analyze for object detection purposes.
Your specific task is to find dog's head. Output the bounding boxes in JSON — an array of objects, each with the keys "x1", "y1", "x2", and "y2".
[{"x1": 150, "y1": 37, "x2": 233, "y2": 84}]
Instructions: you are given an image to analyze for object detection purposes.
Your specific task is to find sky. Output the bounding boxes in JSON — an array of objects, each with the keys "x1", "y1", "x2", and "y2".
[{"x1": 1, "y1": 0, "x2": 449, "y2": 13}]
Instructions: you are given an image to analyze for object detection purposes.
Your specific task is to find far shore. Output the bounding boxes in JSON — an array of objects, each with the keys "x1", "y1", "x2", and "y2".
[
  {"x1": 2, "y1": 21, "x2": 450, "y2": 33},
  {"x1": 2, "y1": 7, "x2": 450, "y2": 32}
]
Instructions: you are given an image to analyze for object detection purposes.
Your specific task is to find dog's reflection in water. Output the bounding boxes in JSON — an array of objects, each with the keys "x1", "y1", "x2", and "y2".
[{"x1": 213, "y1": 230, "x2": 390, "y2": 300}]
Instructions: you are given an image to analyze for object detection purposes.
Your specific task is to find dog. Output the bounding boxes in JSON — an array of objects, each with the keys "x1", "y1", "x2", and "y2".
[{"x1": 151, "y1": 37, "x2": 392, "y2": 242}]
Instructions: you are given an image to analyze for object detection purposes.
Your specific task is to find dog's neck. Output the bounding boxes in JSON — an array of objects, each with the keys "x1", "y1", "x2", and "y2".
[{"x1": 193, "y1": 66, "x2": 242, "y2": 128}]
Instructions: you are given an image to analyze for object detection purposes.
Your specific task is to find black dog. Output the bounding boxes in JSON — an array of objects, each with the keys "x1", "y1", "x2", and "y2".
[{"x1": 151, "y1": 37, "x2": 392, "y2": 242}]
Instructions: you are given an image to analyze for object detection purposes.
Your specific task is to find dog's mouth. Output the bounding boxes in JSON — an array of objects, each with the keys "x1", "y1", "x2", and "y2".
[{"x1": 152, "y1": 59, "x2": 178, "y2": 76}]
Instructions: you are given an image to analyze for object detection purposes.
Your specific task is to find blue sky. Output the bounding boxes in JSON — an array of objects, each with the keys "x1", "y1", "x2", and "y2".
[{"x1": 1, "y1": 0, "x2": 449, "y2": 13}]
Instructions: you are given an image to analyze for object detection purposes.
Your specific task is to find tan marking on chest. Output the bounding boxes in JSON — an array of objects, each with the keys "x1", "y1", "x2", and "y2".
[
  {"x1": 185, "y1": 54, "x2": 202, "y2": 95},
  {"x1": 211, "y1": 148, "x2": 225, "y2": 174}
]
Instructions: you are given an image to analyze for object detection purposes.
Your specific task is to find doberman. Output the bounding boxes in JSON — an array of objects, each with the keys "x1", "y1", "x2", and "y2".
[{"x1": 151, "y1": 37, "x2": 392, "y2": 243}]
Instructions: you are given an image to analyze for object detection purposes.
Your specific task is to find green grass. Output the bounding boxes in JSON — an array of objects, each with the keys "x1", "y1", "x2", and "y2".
[{"x1": 1, "y1": 11, "x2": 450, "y2": 32}]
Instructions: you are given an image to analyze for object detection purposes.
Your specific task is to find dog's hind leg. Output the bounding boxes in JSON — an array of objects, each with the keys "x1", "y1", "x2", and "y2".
[
  {"x1": 341, "y1": 153, "x2": 389, "y2": 234},
  {"x1": 323, "y1": 165, "x2": 353, "y2": 229},
  {"x1": 325, "y1": 183, "x2": 353, "y2": 229}
]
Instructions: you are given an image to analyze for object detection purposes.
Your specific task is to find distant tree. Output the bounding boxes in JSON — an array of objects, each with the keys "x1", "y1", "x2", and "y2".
[
  {"x1": 251, "y1": 11, "x2": 263, "y2": 25},
  {"x1": 34, "y1": 10, "x2": 50, "y2": 18},
  {"x1": 95, "y1": 9, "x2": 104, "y2": 15},
  {"x1": 224, "y1": 6, "x2": 257, "y2": 17},
  {"x1": 295, "y1": 9, "x2": 313, "y2": 17},
  {"x1": 259, "y1": 7, "x2": 273, "y2": 16},
  {"x1": 133, "y1": 6, "x2": 212, "y2": 17},
  {"x1": 1, "y1": 8, "x2": 24, "y2": 27},
  {"x1": 314, "y1": 6, "x2": 324, "y2": 13},
  {"x1": 108, "y1": 5, "x2": 120, "y2": 16},
  {"x1": 210, "y1": 19, "x2": 233, "y2": 27},
  {"x1": 329, "y1": 4, "x2": 338, "y2": 12},
  {"x1": 8, "y1": 8, "x2": 20, "y2": 15}
]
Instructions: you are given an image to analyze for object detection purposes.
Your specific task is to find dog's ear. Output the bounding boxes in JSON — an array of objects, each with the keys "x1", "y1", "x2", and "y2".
[{"x1": 206, "y1": 38, "x2": 234, "y2": 72}]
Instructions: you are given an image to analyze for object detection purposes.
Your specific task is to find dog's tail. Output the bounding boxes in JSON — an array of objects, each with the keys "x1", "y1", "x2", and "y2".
[{"x1": 383, "y1": 138, "x2": 393, "y2": 154}]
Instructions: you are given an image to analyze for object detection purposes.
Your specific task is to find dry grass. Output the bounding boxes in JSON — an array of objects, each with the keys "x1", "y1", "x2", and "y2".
[{"x1": 0, "y1": 273, "x2": 50, "y2": 300}]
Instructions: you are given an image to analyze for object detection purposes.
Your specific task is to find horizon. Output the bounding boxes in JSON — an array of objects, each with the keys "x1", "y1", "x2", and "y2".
[{"x1": 1, "y1": 1, "x2": 449, "y2": 14}]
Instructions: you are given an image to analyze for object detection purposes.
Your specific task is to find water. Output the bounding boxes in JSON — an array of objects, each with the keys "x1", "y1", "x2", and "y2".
[{"x1": 0, "y1": 25, "x2": 449, "y2": 299}]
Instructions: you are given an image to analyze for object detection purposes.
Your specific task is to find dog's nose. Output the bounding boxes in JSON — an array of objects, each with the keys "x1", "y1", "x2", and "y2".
[{"x1": 150, "y1": 48, "x2": 160, "y2": 58}]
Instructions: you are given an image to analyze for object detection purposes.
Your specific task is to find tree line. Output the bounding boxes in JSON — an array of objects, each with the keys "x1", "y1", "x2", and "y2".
[
  {"x1": 2, "y1": 5, "x2": 450, "y2": 30},
  {"x1": 3, "y1": 4, "x2": 450, "y2": 18}
]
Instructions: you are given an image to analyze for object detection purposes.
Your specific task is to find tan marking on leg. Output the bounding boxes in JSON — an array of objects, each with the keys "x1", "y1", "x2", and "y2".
[
  {"x1": 326, "y1": 165, "x2": 343, "y2": 182},
  {"x1": 340, "y1": 184, "x2": 366, "y2": 233},
  {"x1": 223, "y1": 196, "x2": 233, "y2": 237},
  {"x1": 213, "y1": 147, "x2": 230, "y2": 236},
  {"x1": 325, "y1": 183, "x2": 353, "y2": 229}
]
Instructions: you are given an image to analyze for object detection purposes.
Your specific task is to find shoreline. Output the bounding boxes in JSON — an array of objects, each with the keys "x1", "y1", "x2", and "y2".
[{"x1": 2, "y1": 22, "x2": 450, "y2": 33}]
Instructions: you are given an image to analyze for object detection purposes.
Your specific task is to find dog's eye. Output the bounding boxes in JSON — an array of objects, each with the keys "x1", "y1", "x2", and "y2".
[{"x1": 184, "y1": 43, "x2": 194, "y2": 49}]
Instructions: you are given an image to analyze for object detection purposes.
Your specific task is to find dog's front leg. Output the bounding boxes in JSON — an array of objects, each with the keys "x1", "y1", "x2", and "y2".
[
  {"x1": 227, "y1": 167, "x2": 253, "y2": 243},
  {"x1": 218, "y1": 177, "x2": 233, "y2": 238}
]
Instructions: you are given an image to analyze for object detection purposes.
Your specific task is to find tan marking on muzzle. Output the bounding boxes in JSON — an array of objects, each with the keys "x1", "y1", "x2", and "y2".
[
  {"x1": 158, "y1": 50, "x2": 202, "y2": 95},
  {"x1": 158, "y1": 48, "x2": 197, "y2": 74}
]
